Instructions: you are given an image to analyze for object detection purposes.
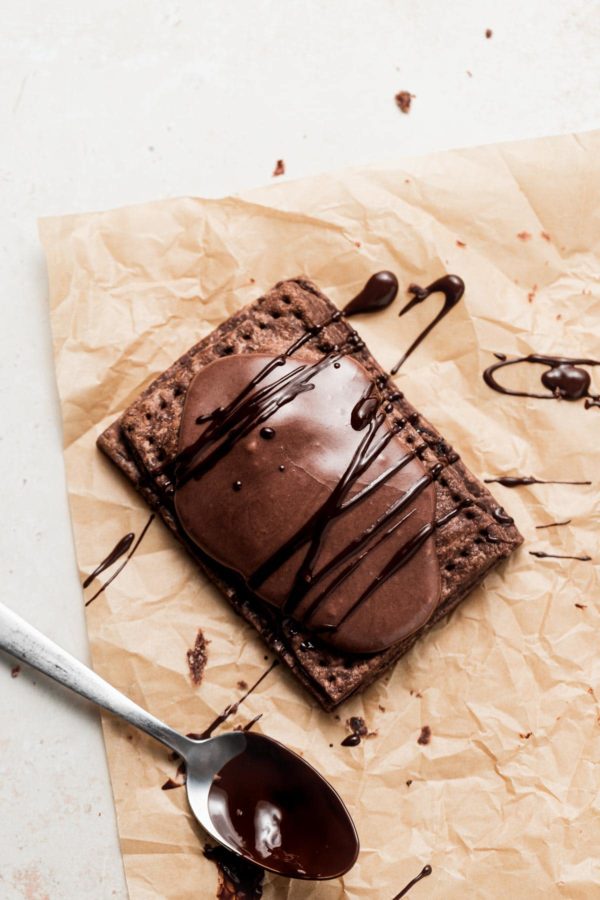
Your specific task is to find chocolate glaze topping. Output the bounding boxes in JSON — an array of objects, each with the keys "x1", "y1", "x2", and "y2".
[
  {"x1": 84, "y1": 514, "x2": 154, "y2": 606},
  {"x1": 343, "y1": 271, "x2": 399, "y2": 317},
  {"x1": 392, "y1": 864, "x2": 433, "y2": 898},
  {"x1": 173, "y1": 345, "x2": 446, "y2": 655},
  {"x1": 485, "y1": 476, "x2": 591, "y2": 488},
  {"x1": 483, "y1": 354, "x2": 600, "y2": 407},
  {"x1": 391, "y1": 275, "x2": 465, "y2": 374}
]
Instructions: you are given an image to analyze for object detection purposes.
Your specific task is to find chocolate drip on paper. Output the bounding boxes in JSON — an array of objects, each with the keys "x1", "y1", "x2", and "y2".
[
  {"x1": 161, "y1": 661, "x2": 279, "y2": 791},
  {"x1": 391, "y1": 275, "x2": 465, "y2": 374},
  {"x1": 84, "y1": 514, "x2": 154, "y2": 606},
  {"x1": 484, "y1": 476, "x2": 591, "y2": 488},
  {"x1": 343, "y1": 271, "x2": 399, "y2": 317},
  {"x1": 203, "y1": 843, "x2": 264, "y2": 899},
  {"x1": 483, "y1": 354, "x2": 600, "y2": 407},
  {"x1": 392, "y1": 864, "x2": 433, "y2": 898},
  {"x1": 82, "y1": 532, "x2": 134, "y2": 588},
  {"x1": 530, "y1": 551, "x2": 591, "y2": 562},
  {"x1": 535, "y1": 519, "x2": 571, "y2": 530}
]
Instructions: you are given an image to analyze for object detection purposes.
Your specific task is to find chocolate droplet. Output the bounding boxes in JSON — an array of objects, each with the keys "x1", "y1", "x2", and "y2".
[{"x1": 541, "y1": 364, "x2": 591, "y2": 400}]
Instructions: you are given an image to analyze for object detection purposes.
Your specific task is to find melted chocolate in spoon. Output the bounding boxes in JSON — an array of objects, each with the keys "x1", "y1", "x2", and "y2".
[
  {"x1": 207, "y1": 733, "x2": 359, "y2": 879},
  {"x1": 391, "y1": 275, "x2": 465, "y2": 374},
  {"x1": 343, "y1": 271, "x2": 399, "y2": 317},
  {"x1": 483, "y1": 354, "x2": 600, "y2": 407}
]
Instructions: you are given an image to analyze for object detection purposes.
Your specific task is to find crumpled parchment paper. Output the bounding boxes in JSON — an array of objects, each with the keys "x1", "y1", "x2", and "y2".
[{"x1": 40, "y1": 130, "x2": 600, "y2": 899}]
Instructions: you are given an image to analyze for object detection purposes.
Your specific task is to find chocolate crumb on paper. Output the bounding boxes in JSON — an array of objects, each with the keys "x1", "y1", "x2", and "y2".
[
  {"x1": 485, "y1": 28, "x2": 493, "y2": 38},
  {"x1": 236, "y1": 680, "x2": 248, "y2": 691},
  {"x1": 517, "y1": 231, "x2": 532, "y2": 241},
  {"x1": 394, "y1": 91, "x2": 414, "y2": 114},
  {"x1": 341, "y1": 715, "x2": 376, "y2": 747},
  {"x1": 187, "y1": 629, "x2": 209, "y2": 686},
  {"x1": 272, "y1": 159, "x2": 285, "y2": 177},
  {"x1": 417, "y1": 725, "x2": 431, "y2": 745}
]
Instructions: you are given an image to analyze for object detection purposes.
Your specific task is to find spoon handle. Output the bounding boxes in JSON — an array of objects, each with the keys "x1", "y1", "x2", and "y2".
[{"x1": 0, "y1": 602, "x2": 193, "y2": 758}]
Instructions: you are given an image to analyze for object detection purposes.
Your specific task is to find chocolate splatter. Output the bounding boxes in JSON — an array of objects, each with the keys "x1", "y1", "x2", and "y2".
[
  {"x1": 82, "y1": 532, "x2": 134, "y2": 588},
  {"x1": 187, "y1": 629, "x2": 210, "y2": 686},
  {"x1": 272, "y1": 159, "x2": 285, "y2": 177},
  {"x1": 341, "y1": 715, "x2": 372, "y2": 747},
  {"x1": 417, "y1": 725, "x2": 431, "y2": 746},
  {"x1": 203, "y1": 842, "x2": 264, "y2": 899},
  {"x1": 485, "y1": 28, "x2": 493, "y2": 38},
  {"x1": 343, "y1": 271, "x2": 399, "y2": 317},
  {"x1": 10, "y1": 665, "x2": 21, "y2": 678}
]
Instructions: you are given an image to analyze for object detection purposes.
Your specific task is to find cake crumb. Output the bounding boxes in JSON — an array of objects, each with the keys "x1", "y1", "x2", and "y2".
[
  {"x1": 519, "y1": 731, "x2": 533, "y2": 740},
  {"x1": 540, "y1": 231, "x2": 551, "y2": 242},
  {"x1": 354, "y1": 240, "x2": 361, "y2": 248},
  {"x1": 575, "y1": 603, "x2": 587, "y2": 609},
  {"x1": 395, "y1": 91, "x2": 414, "y2": 114},
  {"x1": 10, "y1": 665, "x2": 21, "y2": 678},
  {"x1": 406, "y1": 779, "x2": 413, "y2": 787},
  {"x1": 527, "y1": 284, "x2": 538, "y2": 303},
  {"x1": 417, "y1": 725, "x2": 431, "y2": 745},
  {"x1": 186, "y1": 629, "x2": 209, "y2": 686},
  {"x1": 466, "y1": 70, "x2": 473, "y2": 78},
  {"x1": 272, "y1": 159, "x2": 285, "y2": 177},
  {"x1": 378, "y1": 704, "x2": 386, "y2": 712},
  {"x1": 485, "y1": 28, "x2": 493, "y2": 38},
  {"x1": 237, "y1": 679, "x2": 248, "y2": 691},
  {"x1": 517, "y1": 231, "x2": 532, "y2": 241},
  {"x1": 456, "y1": 239, "x2": 466, "y2": 248}
]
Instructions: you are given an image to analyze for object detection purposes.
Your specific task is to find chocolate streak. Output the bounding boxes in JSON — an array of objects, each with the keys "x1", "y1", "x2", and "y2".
[
  {"x1": 530, "y1": 551, "x2": 591, "y2": 562},
  {"x1": 535, "y1": 519, "x2": 571, "y2": 530},
  {"x1": 82, "y1": 533, "x2": 134, "y2": 588},
  {"x1": 484, "y1": 476, "x2": 591, "y2": 488},
  {"x1": 483, "y1": 354, "x2": 600, "y2": 407},
  {"x1": 392, "y1": 864, "x2": 433, "y2": 898},
  {"x1": 84, "y1": 514, "x2": 155, "y2": 606},
  {"x1": 391, "y1": 275, "x2": 465, "y2": 374}
]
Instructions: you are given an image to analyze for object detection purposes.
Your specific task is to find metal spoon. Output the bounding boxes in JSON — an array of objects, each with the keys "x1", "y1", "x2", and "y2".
[{"x1": 0, "y1": 602, "x2": 359, "y2": 880}]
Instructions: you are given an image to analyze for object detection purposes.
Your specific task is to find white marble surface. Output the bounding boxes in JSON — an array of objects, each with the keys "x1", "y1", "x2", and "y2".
[{"x1": 0, "y1": 1, "x2": 598, "y2": 897}]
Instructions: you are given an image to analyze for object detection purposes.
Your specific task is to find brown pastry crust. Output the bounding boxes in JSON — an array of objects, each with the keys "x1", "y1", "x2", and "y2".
[{"x1": 98, "y1": 277, "x2": 523, "y2": 710}]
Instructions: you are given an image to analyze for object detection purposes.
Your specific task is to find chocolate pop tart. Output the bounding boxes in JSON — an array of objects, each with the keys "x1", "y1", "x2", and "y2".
[{"x1": 98, "y1": 277, "x2": 523, "y2": 709}]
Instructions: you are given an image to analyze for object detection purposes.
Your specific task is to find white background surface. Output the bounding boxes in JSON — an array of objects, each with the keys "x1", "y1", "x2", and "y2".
[{"x1": 1, "y1": 2, "x2": 599, "y2": 897}]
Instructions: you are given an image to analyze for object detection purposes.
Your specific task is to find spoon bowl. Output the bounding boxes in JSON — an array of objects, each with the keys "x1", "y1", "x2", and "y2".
[
  {"x1": 185, "y1": 731, "x2": 359, "y2": 879},
  {"x1": 0, "y1": 601, "x2": 359, "y2": 881}
]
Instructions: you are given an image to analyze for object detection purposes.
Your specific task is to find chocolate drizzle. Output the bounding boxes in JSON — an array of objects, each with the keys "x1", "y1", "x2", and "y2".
[
  {"x1": 343, "y1": 271, "x2": 399, "y2": 317},
  {"x1": 391, "y1": 275, "x2": 465, "y2": 374},
  {"x1": 392, "y1": 864, "x2": 433, "y2": 898},
  {"x1": 161, "y1": 662, "x2": 279, "y2": 791},
  {"x1": 172, "y1": 317, "x2": 447, "y2": 654},
  {"x1": 84, "y1": 514, "x2": 154, "y2": 606},
  {"x1": 535, "y1": 519, "x2": 571, "y2": 529},
  {"x1": 530, "y1": 551, "x2": 591, "y2": 562},
  {"x1": 82, "y1": 532, "x2": 134, "y2": 588},
  {"x1": 484, "y1": 476, "x2": 591, "y2": 488},
  {"x1": 483, "y1": 354, "x2": 600, "y2": 407}
]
